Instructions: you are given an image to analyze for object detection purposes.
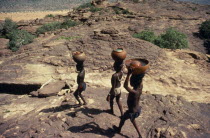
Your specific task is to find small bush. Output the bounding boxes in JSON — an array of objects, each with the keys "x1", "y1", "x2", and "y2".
[
  {"x1": 191, "y1": 7, "x2": 197, "y2": 11},
  {"x1": 36, "y1": 22, "x2": 61, "y2": 34},
  {"x1": 1, "y1": 18, "x2": 17, "y2": 36},
  {"x1": 133, "y1": 28, "x2": 188, "y2": 49},
  {"x1": 7, "y1": 30, "x2": 35, "y2": 51},
  {"x1": 0, "y1": 23, "x2": 4, "y2": 37},
  {"x1": 90, "y1": 7, "x2": 102, "y2": 12},
  {"x1": 45, "y1": 14, "x2": 54, "y2": 18},
  {"x1": 133, "y1": 30, "x2": 157, "y2": 43},
  {"x1": 61, "y1": 19, "x2": 79, "y2": 29},
  {"x1": 154, "y1": 28, "x2": 188, "y2": 49},
  {"x1": 36, "y1": 20, "x2": 79, "y2": 34},
  {"x1": 199, "y1": 20, "x2": 210, "y2": 39},
  {"x1": 113, "y1": 7, "x2": 132, "y2": 15}
]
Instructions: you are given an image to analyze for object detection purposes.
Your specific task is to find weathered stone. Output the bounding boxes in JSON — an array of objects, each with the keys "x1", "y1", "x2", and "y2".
[{"x1": 38, "y1": 81, "x2": 66, "y2": 97}]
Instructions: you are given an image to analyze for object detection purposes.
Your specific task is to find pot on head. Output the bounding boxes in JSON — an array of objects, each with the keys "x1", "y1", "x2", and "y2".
[
  {"x1": 125, "y1": 58, "x2": 149, "y2": 75},
  {"x1": 111, "y1": 48, "x2": 127, "y2": 62},
  {"x1": 72, "y1": 51, "x2": 86, "y2": 64}
]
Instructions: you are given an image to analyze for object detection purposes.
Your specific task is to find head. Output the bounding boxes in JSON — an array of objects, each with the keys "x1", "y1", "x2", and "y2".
[
  {"x1": 76, "y1": 63, "x2": 84, "y2": 71},
  {"x1": 130, "y1": 73, "x2": 145, "y2": 88},
  {"x1": 113, "y1": 61, "x2": 123, "y2": 72}
]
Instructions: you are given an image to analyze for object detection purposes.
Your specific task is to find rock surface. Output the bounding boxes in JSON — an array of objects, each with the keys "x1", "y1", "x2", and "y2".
[
  {"x1": 0, "y1": 88, "x2": 209, "y2": 138},
  {"x1": 0, "y1": 0, "x2": 210, "y2": 138}
]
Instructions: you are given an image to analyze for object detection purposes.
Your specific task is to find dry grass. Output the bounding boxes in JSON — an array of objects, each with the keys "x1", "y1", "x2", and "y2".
[{"x1": 0, "y1": 10, "x2": 70, "y2": 21}]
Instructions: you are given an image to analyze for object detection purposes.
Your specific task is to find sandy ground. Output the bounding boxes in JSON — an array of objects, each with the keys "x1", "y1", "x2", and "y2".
[{"x1": 0, "y1": 10, "x2": 71, "y2": 21}]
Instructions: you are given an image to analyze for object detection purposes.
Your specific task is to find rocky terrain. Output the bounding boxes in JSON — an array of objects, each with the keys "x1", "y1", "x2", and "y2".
[{"x1": 0, "y1": 0, "x2": 210, "y2": 138}]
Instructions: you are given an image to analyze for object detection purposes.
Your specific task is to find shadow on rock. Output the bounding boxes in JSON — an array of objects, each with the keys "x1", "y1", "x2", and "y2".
[
  {"x1": 68, "y1": 121, "x2": 129, "y2": 138},
  {"x1": 66, "y1": 107, "x2": 105, "y2": 118},
  {"x1": 40, "y1": 104, "x2": 80, "y2": 113}
]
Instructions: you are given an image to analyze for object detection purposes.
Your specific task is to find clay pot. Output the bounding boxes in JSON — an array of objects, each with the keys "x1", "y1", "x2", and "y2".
[
  {"x1": 125, "y1": 58, "x2": 149, "y2": 75},
  {"x1": 111, "y1": 48, "x2": 127, "y2": 62},
  {"x1": 72, "y1": 51, "x2": 86, "y2": 63}
]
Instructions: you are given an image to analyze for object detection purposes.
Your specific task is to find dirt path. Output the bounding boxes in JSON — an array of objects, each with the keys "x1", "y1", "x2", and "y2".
[{"x1": 0, "y1": 10, "x2": 70, "y2": 21}]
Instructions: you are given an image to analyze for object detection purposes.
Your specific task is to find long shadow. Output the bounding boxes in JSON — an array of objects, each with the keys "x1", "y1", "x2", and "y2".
[{"x1": 68, "y1": 121, "x2": 129, "y2": 138}]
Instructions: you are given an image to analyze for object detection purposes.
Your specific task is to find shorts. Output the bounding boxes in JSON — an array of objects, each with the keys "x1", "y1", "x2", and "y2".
[
  {"x1": 79, "y1": 82, "x2": 86, "y2": 91},
  {"x1": 82, "y1": 82, "x2": 86, "y2": 91},
  {"x1": 123, "y1": 108, "x2": 141, "y2": 121}
]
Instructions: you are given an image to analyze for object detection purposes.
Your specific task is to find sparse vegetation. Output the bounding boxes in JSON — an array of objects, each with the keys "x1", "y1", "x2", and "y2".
[
  {"x1": 199, "y1": 20, "x2": 210, "y2": 39},
  {"x1": 154, "y1": 28, "x2": 188, "y2": 49},
  {"x1": 36, "y1": 22, "x2": 61, "y2": 34},
  {"x1": 36, "y1": 19, "x2": 79, "y2": 35},
  {"x1": 133, "y1": 30, "x2": 157, "y2": 43},
  {"x1": 191, "y1": 7, "x2": 197, "y2": 11},
  {"x1": 57, "y1": 36, "x2": 81, "y2": 40},
  {"x1": 45, "y1": 14, "x2": 54, "y2": 18},
  {"x1": 133, "y1": 28, "x2": 188, "y2": 49},
  {"x1": 61, "y1": 19, "x2": 79, "y2": 29},
  {"x1": 1, "y1": 18, "x2": 17, "y2": 37},
  {"x1": 90, "y1": 7, "x2": 102, "y2": 12},
  {"x1": 76, "y1": 2, "x2": 102, "y2": 13},
  {"x1": 113, "y1": 7, "x2": 132, "y2": 15},
  {"x1": 0, "y1": 18, "x2": 35, "y2": 51},
  {"x1": 7, "y1": 30, "x2": 35, "y2": 51}
]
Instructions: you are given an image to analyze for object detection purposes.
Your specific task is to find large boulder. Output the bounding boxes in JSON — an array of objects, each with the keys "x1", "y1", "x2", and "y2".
[{"x1": 37, "y1": 81, "x2": 66, "y2": 97}]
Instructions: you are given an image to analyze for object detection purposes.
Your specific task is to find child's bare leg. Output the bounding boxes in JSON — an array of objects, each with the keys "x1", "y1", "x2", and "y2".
[
  {"x1": 79, "y1": 91, "x2": 87, "y2": 105},
  {"x1": 74, "y1": 90, "x2": 82, "y2": 105},
  {"x1": 131, "y1": 119, "x2": 142, "y2": 138},
  {"x1": 116, "y1": 94, "x2": 123, "y2": 116}
]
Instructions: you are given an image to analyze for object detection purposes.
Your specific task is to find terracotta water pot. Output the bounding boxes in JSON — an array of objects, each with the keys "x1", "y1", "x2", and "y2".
[
  {"x1": 111, "y1": 48, "x2": 127, "y2": 62},
  {"x1": 125, "y1": 58, "x2": 149, "y2": 75},
  {"x1": 72, "y1": 51, "x2": 86, "y2": 63}
]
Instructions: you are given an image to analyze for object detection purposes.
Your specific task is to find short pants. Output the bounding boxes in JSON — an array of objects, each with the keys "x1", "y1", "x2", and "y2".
[
  {"x1": 79, "y1": 82, "x2": 86, "y2": 91},
  {"x1": 123, "y1": 108, "x2": 142, "y2": 121}
]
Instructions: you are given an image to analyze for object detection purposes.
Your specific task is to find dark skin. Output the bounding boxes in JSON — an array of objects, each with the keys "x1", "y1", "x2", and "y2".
[
  {"x1": 107, "y1": 64, "x2": 123, "y2": 116},
  {"x1": 73, "y1": 63, "x2": 87, "y2": 105},
  {"x1": 114, "y1": 69, "x2": 143, "y2": 138}
]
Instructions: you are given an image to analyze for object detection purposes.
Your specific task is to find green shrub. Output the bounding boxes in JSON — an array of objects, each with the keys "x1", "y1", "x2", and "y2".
[
  {"x1": 45, "y1": 14, "x2": 54, "y2": 18},
  {"x1": 113, "y1": 7, "x2": 132, "y2": 15},
  {"x1": 7, "y1": 30, "x2": 35, "y2": 51},
  {"x1": 61, "y1": 19, "x2": 79, "y2": 29},
  {"x1": 36, "y1": 22, "x2": 61, "y2": 34},
  {"x1": 133, "y1": 28, "x2": 188, "y2": 49},
  {"x1": 36, "y1": 20, "x2": 79, "y2": 34},
  {"x1": 1, "y1": 18, "x2": 17, "y2": 36},
  {"x1": 0, "y1": 23, "x2": 4, "y2": 37},
  {"x1": 133, "y1": 30, "x2": 157, "y2": 43},
  {"x1": 154, "y1": 28, "x2": 188, "y2": 49},
  {"x1": 199, "y1": 20, "x2": 210, "y2": 39},
  {"x1": 90, "y1": 7, "x2": 102, "y2": 12},
  {"x1": 191, "y1": 7, "x2": 197, "y2": 11}
]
